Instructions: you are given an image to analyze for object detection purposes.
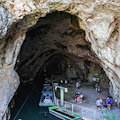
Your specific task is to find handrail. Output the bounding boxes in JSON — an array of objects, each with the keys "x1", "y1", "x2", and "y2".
[{"x1": 54, "y1": 96, "x2": 99, "y2": 120}]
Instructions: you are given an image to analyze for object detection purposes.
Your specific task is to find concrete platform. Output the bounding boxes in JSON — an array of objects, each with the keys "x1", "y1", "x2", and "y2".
[
  {"x1": 54, "y1": 76, "x2": 120, "y2": 120},
  {"x1": 64, "y1": 82, "x2": 109, "y2": 110}
]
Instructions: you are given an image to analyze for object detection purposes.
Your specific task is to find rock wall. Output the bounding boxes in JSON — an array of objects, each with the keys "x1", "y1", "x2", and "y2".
[
  {"x1": 87, "y1": 62, "x2": 109, "y2": 88},
  {"x1": 0, "y1": 0, "x2": 120, "y2": 119}
]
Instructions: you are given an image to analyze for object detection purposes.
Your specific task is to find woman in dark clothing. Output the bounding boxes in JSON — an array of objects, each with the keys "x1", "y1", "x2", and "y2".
[{"x1": 75, "y1": 91, "x2": 78, "y2": 102}]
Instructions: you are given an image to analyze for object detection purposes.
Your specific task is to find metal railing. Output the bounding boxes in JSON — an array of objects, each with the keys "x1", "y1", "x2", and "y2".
[{"x1": 54, "y1": 95, "x2": 102, "y2": 120}]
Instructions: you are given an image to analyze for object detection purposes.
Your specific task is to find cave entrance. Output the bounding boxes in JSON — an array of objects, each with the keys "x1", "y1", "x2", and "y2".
[{"x1": 10, "y1": 11, "x2": 110, "y2": 119}]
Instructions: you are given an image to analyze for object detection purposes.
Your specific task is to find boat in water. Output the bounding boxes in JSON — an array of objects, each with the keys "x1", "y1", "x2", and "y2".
[{"x1": 39, "y1": 84, "x2": 54, "y2": 106}]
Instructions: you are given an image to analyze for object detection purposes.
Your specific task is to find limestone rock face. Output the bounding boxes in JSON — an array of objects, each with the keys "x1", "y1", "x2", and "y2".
[
  {"x1": 0, "y1": 0, "x2": 120, "y2": 119},
  {"x1": 0, "y1": 3, "x2": 13, "y2": 39}
]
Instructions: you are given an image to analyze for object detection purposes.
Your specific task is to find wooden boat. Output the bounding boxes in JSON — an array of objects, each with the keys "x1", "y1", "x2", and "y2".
[{"x1": 49, "y1": 106, "x2": 82, "y2": 120}]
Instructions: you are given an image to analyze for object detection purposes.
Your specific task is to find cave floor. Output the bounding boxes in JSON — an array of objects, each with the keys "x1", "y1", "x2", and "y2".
[
  {"x1": 10, "y1": 76, "x2": 120, "y2": 120},
  {"x1": 64, "y1": 82, "x2": 109, "y2": 110},
  {"x1": 54, "y1": 76, "x2": 120, "y2": 120}
]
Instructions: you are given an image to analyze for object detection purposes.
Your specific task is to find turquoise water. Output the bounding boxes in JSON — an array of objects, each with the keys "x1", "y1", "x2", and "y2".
[{"x1": 10, "y1": 80, "x2": 61, "y2": 120}]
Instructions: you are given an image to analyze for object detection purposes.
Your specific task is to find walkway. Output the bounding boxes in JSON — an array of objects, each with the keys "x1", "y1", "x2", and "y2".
[{"x1": 54, "y1": 76, "x2": 120, "y2": 120}]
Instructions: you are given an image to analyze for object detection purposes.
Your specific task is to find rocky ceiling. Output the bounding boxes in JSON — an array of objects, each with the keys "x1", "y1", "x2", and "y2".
[
  {"x1": 0, "y1": 0, "x2": 120, "y2": 119},
  {"x1": 15, "y1": 12, "x2": 98, "y2": 82}
]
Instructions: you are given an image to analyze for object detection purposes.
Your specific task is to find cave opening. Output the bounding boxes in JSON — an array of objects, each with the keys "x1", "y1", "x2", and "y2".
[{"x1": 10, "y1": 11, "x2": 110, "y2": 120}]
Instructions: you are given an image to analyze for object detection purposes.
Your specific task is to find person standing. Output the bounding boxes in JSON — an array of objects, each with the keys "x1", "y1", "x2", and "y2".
[
  {"x1": 93, "y1": 77, "x2": 96, "y2": 88},
  {"x1": 106, "y1": 96, "x2": 112, "y2": 111},
  {"x1": 79, "y1": 92, "x2": 83, "y2": 103},
  {"x1": 96, "y1": 98, "x2": 101, "y2": 110},
  {"x1": 78, "y1": 82, "x2": 80, "y2": 89},
  {"x1": 77, "y1": 92, "x2": 80, "y2": 102},
  {"x1": 97, "y1": 86, "x2": 100, "y2": 93},
  {"x1": 76, "y1": 82, "x2": 80, "y2": 89},
  {"x1": 60, "y1": 79, "x2": 63, "y2": 85},
  {"x1": 65, "y1": 80, "x2": 68, "y2": 85},
  {"x1": 99, "y1": 98, "x2": 103, "y2": 109},
  {"x1": 95, "y1": 83, "x2": 98, "y2": 91},
  {"x1": 75, "y1": 91, "x2": 78, "y2": 102},
  {"x1": 76, "y1": 82, "x2": 78, "y2": 88}
]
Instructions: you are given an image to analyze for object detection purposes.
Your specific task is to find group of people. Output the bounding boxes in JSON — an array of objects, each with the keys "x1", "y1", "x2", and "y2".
[
  {"x1": 96, "y1": 96, "x2": 112, "y2": 111},
  {"x1": 75, "y1": 91, "x2": 83, "y2": 103},
  {"x1": 60, "y1": 79, "x2": 73, "y2": 85}
]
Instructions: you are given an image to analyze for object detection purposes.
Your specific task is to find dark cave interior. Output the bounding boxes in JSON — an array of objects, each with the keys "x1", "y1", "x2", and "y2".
[{"x1": 15, "y1": 11, "x2": 109, "y2": 85}]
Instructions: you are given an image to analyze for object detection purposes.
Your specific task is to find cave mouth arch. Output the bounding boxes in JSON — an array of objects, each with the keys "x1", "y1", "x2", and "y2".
[
  {"x1": 1, "y1": 11, "x2": 111, "y2": 120},
  {"x1": 1, "y1": 0, "x2": 120, "y2": 118},
  {"x1": 9, "y1": 11, "x2": 110, "y2": 117}
]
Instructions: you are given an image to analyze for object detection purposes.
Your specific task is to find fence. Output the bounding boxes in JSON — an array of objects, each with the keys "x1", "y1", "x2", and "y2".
[
  {"x1": 54, "y1": 95, "x2": 102, "y2": 120},
  {"x1": 102, "y1": 110, "x2": 116, "y2": 120}
]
